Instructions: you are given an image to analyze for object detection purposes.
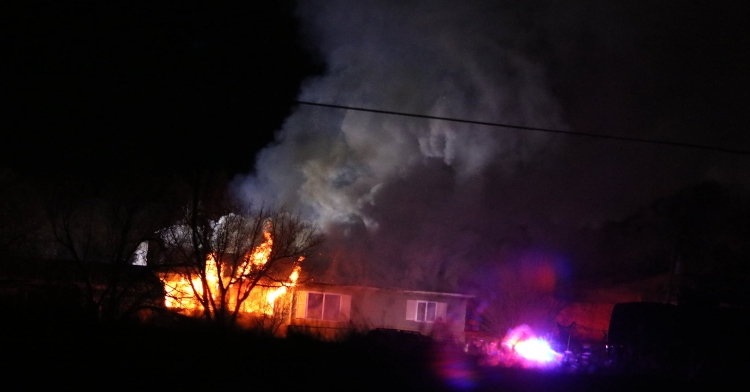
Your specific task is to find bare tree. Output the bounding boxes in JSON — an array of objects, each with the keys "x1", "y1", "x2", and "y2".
[
  {"x1": 44, "y1": 177, "x2": 178, "y2": 321},
  {"x1": 158, "y1": 173, "x2": 323, "y2": 329},
  {"x1": 0, "y1": 167, "x2": 50, "y2": 262}
]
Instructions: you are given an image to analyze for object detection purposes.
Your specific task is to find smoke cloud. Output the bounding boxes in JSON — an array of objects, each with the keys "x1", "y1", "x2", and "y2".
[
  {"x1": 235, "y1": 0, "x2": 750, "y2": 292},
  {"x1": 234, "y1": 0, "x2": 567, "y2": 292}
]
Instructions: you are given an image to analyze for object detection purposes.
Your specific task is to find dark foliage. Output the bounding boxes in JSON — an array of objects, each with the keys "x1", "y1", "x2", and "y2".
[{"x1": 0, "y1": 309, "x2": 745, "y2": 391}]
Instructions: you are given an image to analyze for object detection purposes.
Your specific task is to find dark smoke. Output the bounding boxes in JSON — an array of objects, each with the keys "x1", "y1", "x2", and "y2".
[{"x1": 235, "y1": 0, "x2": 750, "y2": 293}]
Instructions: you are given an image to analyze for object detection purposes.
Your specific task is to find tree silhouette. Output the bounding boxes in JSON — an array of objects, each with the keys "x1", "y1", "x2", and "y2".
[
  {"x1": 158, "y1": 172, "x2": 323, "y2": 328},
  {"x1": 43, "y1": 176, "x2": 178, "y2": 321}
]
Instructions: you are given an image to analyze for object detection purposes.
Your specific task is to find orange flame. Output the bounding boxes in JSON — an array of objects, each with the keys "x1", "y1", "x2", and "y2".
[
  {"x1": 160, "y1": 228, "x2": 303, "y2": 318},
  {"x1": 265, "y1": 264, "x2": 302, "y2": 313},
  {"x1": 251, "y1": 231, "x2": 273, "y2": 266}
]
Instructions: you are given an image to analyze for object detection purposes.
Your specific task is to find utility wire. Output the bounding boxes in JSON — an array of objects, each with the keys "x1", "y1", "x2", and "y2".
[{"x1": 295, "y1": 100, "x2": 750, "y2": 156}]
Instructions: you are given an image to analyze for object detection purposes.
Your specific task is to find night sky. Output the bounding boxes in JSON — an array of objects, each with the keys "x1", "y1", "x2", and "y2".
[
  {"x1": 4, "y1": 2, "x2": 750, "y2": 295},
  {"x1": 3, "y1": 2, "x2": 321, "y2": 179}
]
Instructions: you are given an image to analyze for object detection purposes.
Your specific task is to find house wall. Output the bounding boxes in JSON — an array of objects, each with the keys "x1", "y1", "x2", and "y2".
[{"x1": 289, "y1": 283, "x2": 470, "y2": 343}]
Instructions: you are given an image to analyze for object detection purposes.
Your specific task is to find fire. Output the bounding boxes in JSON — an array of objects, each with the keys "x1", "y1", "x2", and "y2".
[
  {"x1": 205, "y1": 253, "x2": 220, "y2": 286},
  {"x1": 266, "y1": 264, "x2": 301, "y2": 308},
  {"x1": 160, "y1": 229, "x2": 303, "y2": 318},
  {"x1": 251, "y1": 231, "x2": 273, "y2": 266},
  {"x1": 162, "y1": 275, "x2": 196, "y2": 310}
]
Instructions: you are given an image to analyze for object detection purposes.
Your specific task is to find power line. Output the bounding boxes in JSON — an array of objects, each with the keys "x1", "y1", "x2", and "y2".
[{"x1": 294, "y1": 100, "x2": 750, "y2": 156}]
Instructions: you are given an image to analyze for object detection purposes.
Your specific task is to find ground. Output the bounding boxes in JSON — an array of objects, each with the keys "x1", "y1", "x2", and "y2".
[{"x1": 1, "y1": 316, "x2": 744, "y2": 391}]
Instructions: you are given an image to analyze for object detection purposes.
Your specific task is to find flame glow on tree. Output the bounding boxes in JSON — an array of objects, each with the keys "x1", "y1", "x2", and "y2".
[{"x1": 161, "y1": 226, "x2": 303, "y2": 317}]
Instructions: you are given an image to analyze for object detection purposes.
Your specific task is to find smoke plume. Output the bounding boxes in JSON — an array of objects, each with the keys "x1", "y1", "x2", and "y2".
[
  {"x1": 235, "y1": 0, "x2": 750, "y2": 293},
  {"x1": 233, "y1": 0, "x2": 569, "y2": 292}
]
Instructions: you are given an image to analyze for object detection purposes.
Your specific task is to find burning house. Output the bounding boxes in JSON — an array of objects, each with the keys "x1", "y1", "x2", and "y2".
[
  {"x1": 153, "y1": 208, "x2": 326, "y2": 330},
  {"x1": 153, "y1": 213, "x2": 474, "y2": 341},
  {"x1": 157, "y1": 243, "x2": 303, "y2": 330},
  {"x1": 143, "y1": 202, "x2": 480, "y2": 341},
  {"x1": 157, "y1": 241, "x2": 473, "y2": 342}
]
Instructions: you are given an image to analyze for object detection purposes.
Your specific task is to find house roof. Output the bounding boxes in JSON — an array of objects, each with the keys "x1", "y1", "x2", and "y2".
[{"x1": 298, "y1": 281, "x2": 474, "y2": 299}]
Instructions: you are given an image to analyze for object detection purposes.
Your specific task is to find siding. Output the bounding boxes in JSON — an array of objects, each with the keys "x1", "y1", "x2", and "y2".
[{"x1": 290, "y1": 283, "x2": 471, "y2": 343}]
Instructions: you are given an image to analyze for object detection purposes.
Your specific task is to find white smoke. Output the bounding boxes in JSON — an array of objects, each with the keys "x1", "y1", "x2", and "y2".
[
  {"x1": 238, "y1": 0, "x2": 563, "y2": 228},
  {"x1": 232, "y1": 1, "x2": 571, "y2": 291}
]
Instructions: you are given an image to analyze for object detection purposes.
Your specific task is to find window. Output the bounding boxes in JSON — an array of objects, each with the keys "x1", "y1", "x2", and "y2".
[
  {"x1": 297, "y1": 292, "x2": 349, "y2": 321},
  {"x1": 307, "y1": 293, "x2": 341, "y2": 320},
  {"x1": 416, "y1": 301, "x2": 437, "y2": 322},
  {"x1": 306, "y1": 293, "x2": 325, "y2": 319},
  {"x1": 406, "y1": 300, "x2": 447, "y2": 322}
]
